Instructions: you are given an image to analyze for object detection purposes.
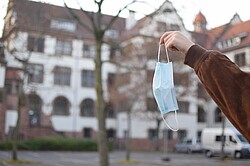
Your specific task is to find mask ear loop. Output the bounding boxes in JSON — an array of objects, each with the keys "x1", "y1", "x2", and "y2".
[
  {"x1": 158, "y1": 44, "x2": 170, "y2": 63},
  {"x1": 165, "y1": 46, "x2": 170, "y2": 63},
  {"x1": 157, "y1": 44, "x2": 161, "y2": 62},
  {"x1": 161, "y1": 112, "x2": 179, "y2": 131},
  {"x1": 159, "y1": 44, "x2": 179, "y2": 131}
]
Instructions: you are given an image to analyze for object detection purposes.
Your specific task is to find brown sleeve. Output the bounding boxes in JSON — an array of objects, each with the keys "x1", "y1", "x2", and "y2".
[{"x1": 184, "y1": 45, "x2": 250, "y2": 142}]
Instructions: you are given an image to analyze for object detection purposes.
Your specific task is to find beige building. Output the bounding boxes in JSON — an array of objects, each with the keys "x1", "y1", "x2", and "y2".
[{"x1": 1, "y1": 0, "x2": 249, "y2": 150}]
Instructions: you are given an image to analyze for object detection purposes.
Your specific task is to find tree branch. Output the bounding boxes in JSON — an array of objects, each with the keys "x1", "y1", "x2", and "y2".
[
  {"x1": 63, "y1": 1, "x2": 94, "y2": 33},
  {"x1": 14, "y1": 52, "x2": 31, "y2": 64},
  {"x1": 103, "y1": 59, "x2": 147, "y2": 71},
  {"x1": 103, "y1": 0, "x2": 143, "y2": 32}
]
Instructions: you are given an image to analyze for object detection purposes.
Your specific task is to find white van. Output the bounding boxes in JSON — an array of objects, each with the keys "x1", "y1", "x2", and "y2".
[{"x1": 201, "y1": 128, "x2": 250, "y2": 159}]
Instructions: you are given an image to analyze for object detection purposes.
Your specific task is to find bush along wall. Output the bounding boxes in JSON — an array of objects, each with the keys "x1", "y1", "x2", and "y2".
[{"x1": 0, "y1": 137, "x2": 110, "y2": 151}]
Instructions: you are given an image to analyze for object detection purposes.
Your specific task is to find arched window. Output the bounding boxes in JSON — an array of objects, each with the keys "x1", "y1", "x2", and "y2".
[
  {"x1": 28, "y1": 94, "x2": 42, "y2": 126},
  {"x1": 197, "y1": 106, "x2": 206, "y2": 122},
  {"x1": 107, "y1": 128, "x2": 116, "y2": 140},
  {"x1": 80, "y1": 98, "x2": 95, "y2": 117},
  {"x1": 53, "y1": 96, "x2": 70, "y2": 115},
  {"x1": 105, "y1": 102, "x2": 115, "y2": 118},
  {"x1": 214, "y1": 107, "x2": 222, "y2": 122}
]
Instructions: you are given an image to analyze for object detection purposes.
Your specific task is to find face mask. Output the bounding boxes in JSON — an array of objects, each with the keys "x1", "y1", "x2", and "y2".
[{"x1": 152, "y1": 45, "x2": 179, "y2": 131}]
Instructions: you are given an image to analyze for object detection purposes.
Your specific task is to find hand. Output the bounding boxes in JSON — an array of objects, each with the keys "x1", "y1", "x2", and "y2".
[{"x1": 159, "y1": 31, "x2": 195, "y2": 55}]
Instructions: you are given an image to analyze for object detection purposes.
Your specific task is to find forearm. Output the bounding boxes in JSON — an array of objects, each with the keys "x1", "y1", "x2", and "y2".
[{"x1": 184, "y1": 45, "x2": 250, "y2": 142}]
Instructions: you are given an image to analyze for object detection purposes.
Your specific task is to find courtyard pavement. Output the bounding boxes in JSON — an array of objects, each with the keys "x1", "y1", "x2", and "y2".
[{"x1": 0, "y1": 151, "x2": 250, "y2": 166}]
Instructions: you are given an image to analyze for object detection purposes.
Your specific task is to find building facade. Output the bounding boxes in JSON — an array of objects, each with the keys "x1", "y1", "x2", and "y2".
[
  {"x1": 1, "y1": 0, "x2": 249, "y2": 150},
  {"x1": 2, "y1": 0, "x2": 124, "y2": 140}
]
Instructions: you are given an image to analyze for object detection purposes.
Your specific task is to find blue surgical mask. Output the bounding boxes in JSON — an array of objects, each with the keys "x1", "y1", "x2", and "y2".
[{"x1": 152, "y1": 45, "x2": 179, "y2": 131}]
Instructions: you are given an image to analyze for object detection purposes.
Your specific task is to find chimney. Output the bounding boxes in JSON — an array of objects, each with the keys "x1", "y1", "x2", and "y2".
[{"x1": 126, "y1": 10, "x2": 136, "y2": 30}]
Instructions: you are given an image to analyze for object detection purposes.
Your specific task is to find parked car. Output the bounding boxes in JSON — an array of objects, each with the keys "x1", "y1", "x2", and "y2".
[{"x1": 174, "y1": 138, "x2": 203, "y2": 153}]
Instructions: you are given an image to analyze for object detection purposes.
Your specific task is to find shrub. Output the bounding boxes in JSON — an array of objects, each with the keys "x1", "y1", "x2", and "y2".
[
  {"x1": 0, "y1": 141, "x2": 12, "y2": 150},
  {"x1": 0, "y1": 137, "x2": 99, "y2": 151}
]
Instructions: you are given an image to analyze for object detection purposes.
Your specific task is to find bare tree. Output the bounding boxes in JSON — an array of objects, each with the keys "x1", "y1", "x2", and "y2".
[
  {"x1": 110, "y1": 36, "x2": 157, "y2": 159},
  {"x1": 5, "y1": 32, "x2": 46, "y2": 162},
  {"x1": 11, "y1": 52, "x2": 30, "y2": 160},
  {"x1": 5, "y1": 36, "x2": 32, "y2": 160},
  {"x1": 63, "y1": 1, "x2": 164, "y2": 165}
]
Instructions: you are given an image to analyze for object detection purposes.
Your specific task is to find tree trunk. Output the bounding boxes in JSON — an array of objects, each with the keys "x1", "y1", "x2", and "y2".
[
  {"x1": 95, "y1": 40, "x2": 109, "y2": 166},
  {"x1": 126, "y1": 110, "x2": 131, "y2": 161},
  {"x1": 155, "y1": 118, "x2": 161, "y2": 151},
  {"x1": 12, "y1": 82, "x2": 23, "y2": 160}
]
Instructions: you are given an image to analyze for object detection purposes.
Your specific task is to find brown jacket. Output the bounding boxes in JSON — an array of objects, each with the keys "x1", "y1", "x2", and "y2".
[{"x1": 184, "y1": 45, "x2": 250, "y2": 142}]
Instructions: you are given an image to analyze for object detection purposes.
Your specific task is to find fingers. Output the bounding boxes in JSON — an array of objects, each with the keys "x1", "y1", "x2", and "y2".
[
  {"x1": 159, "y1": 31, "x2": 194, "y2": 55},
  {"x1": 159, "y1": 31, "x2": 179, "y2": 51},
  {"x1": 159, "y1": 31, "x2": 173, "y2": 44}
]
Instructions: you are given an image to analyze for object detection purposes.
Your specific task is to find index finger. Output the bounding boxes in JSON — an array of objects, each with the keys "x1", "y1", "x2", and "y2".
[{"x1": 159, "y1": 31, "x2": 174, "y2": 44}]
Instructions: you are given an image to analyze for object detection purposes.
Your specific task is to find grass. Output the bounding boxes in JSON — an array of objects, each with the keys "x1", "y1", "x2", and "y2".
[{"x1": 0, "y1": 159, "x2": 37, "y2": 165}]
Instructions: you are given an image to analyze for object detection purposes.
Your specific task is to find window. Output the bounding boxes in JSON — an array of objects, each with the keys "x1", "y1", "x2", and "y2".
[
  {"x1": 53, "y1": 96, "x2": 70, "y2": 115},
  {"x1": 27, "y1": 36, "x2": 44, "y2": 52},
  {"x1": 5, "y1": 80, "x2": 19, "y2": 95},
  {"x1": 197, "y1": 131, "x2": 202, "y2": 138},
  {"x1": 27, "y1": 64, "x2": 43, "y2": 83},
  {"x1": 105, "y1": 103, "x2": 115, "y2": 118},
  {"x1": 229, "y1": 136, "x2": 237, "y2": 143},
  {"x1": 146, "y1": 97, "x2": 158, "y2": 112},
  {"x1": 109, "y1": 47, "x2": 117, "y2": 60},
  {"x1": 197, "y1": 106, "x2": 206, "y2": 122},
  {"x1": 83, "y1": 128, "x2": 92, "y2": 138},
  {"x1": 215, "y1": 135, "x2": 226, "y2": 142},
  {"x1": 105, "y1": 29, "x2": 119, "y2": 39},
  {"x1": 54, "y1": 66, "x2": 71, "y2": 86},
  {"x1": 214, "y1": 107, "x2": 222, "y2": 122},
  {"x1": 107, "y1": 129, "x2": 116, "y2": 140},
  {"x1": 50, "y1": 20, "x2": 76, "y2": 32},
  {"x1": 178, "y1": 101, "x2": 189, "y2": 113},
  {"x1": 107, "y1": 73, "x2": 115, "y2": 87},
  {"x1": 157, "y1": 21, "x2": 166, "y2": 32},
  {"x1": 217, "y1": 37, "x2": 241, "y2": 50},
  {"x1": 28, "y1": 94, "x2": 42, "y2": 126},
  {"x1": 81, "y1": 69, "x2": 94, "y2": 87},
  {"x1": 148, "y1": 129, "x2": 157, "y2": 140},
  {"x1": 0, "y1": 89, "x2": 3, "y2": 102},
  {"x1": 55, "y1": 40, "x2": 72, "y2": 55},
  {"x1": 80, "y1": 98, "x2": 95, "y2": 117},
  {"x1": 177, "y1": 130, "x2": 187, "y2": 141},
  {"x1": 234, "y1": 52, "x2": 246, "y2": 67},
  {"x1": 83, "y1": 44, "x2": 95, "y2": 58},
  {"x1": 169, "y1": 24, "x2": 180, "y2": 31}
]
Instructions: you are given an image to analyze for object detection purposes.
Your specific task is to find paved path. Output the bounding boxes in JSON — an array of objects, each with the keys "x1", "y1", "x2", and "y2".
[{"x1": 0, "y1": 151, "x2": 250, "y2": 166}]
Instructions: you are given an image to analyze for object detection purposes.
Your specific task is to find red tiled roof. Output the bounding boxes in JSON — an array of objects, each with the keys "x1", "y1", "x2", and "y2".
[
  {"x1": 192, "y1": 18, "x2": 250, "y2": 52},
  {"x1": 11, "y1": 0, "x2": 126, "y2": 40}
]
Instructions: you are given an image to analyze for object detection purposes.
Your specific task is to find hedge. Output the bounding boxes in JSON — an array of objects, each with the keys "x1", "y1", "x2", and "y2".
[{"x1": 0, "y1": 137, "x2": 113, "y2": 151}]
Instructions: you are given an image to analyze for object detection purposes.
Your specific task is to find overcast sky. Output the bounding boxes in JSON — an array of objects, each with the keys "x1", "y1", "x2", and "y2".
[{"x1": 1, "y1": 0, "x2": 250, "y2": 37}]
